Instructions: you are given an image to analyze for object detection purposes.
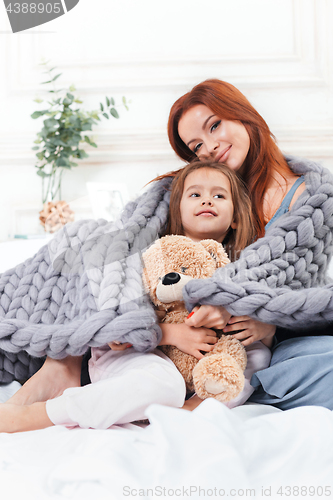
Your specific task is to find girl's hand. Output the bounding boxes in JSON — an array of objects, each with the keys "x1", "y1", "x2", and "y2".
[
  {"x1": 159, "y1": 322, "x2": 218, "y2": 360},
  {"x1": 108, "y1": 341, "x2": 133, "y2": 351},
  {"x1": 223, "y1": 316, "x2": 276, "y2": 347},
  {"x1": 184, "y1": 305, "x2": 232, "y2": 330}
]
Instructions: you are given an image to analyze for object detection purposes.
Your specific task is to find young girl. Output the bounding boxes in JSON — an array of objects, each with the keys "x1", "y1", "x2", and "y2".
[
  {"x1": 0, "y1": 161, "x2": 271, "y2": 432},
  {"x1": 158, "y1": 160, "x2": 273, "y2": 409}
]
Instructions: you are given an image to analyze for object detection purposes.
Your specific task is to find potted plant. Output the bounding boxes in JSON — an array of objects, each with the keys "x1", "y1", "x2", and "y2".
[{"x1": 31, "y1": 62, "x2": 129, "y2": 232}]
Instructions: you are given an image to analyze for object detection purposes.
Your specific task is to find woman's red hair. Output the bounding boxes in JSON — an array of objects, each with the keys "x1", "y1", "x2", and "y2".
[{"x1": 167, "y1": 79, "x2": 290, "y2": 238}]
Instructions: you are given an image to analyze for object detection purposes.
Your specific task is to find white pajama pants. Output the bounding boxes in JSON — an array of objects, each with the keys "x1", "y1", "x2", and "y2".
[{"x1": 46, "y1": 342, "x2": 271, "y2": 429}]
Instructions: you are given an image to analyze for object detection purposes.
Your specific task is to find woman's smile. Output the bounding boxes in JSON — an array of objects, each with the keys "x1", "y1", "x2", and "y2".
[{"x1": 215, "y1": 145, "x2": 232, "y2": 163}]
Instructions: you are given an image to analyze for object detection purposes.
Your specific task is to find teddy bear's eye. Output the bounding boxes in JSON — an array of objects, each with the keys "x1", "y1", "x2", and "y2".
[{"x1": 180, "y1": 267, "x2": 187, "y2": 273}]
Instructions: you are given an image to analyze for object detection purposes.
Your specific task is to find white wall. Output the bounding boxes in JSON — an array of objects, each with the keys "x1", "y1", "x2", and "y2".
[{"x1": 0, "y1": 0, "x2": 332, "y2": 240}]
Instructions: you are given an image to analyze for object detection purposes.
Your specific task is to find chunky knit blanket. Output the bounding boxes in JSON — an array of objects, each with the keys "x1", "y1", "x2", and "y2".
[
  {"x1": 184, "y1": 156, "x2": 333, "y2": 329},
  {"x1": 0, "y1": 177, "x2": 172, "y2": 382},
  {"x1": 0, "y1": 156, "x2": 332, "y2": 382}
]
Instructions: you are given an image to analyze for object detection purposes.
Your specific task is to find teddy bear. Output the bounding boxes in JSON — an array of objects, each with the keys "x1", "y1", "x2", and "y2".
[{"x1": 142, "y1": 235, "x2": 247, "y2": 403}]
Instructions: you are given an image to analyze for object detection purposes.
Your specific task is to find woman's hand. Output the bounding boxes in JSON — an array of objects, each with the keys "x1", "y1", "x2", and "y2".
[
  {"x1": 184, "y1": 305, "x2": 232, "y2": 329},
  {"x1": 159, "y1": 322, "x2": 218, "y2": 360},
  {"x1": 223, "y1": 316, "x2": 276, "y2": 347}
]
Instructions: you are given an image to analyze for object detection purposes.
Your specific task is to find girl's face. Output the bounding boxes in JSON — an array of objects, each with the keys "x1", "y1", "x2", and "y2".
[
  {"x1": 178, "y1": 104, "x2": 250, "y2": 174},
  {"x1": 180, "y1": 168, "x2": 236, "y2": 243}
]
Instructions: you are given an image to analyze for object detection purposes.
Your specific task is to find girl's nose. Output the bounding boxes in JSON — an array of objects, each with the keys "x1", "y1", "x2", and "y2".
[{"x1": 201, "y1": 198, "x2": 212, "y2": 206}]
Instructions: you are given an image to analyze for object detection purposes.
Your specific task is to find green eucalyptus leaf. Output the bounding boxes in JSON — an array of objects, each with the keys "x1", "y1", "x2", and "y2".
[
  {"x1": 84, "y1": 136, "x2": 98, "y2": 148},
  {"x1": 78, "y1": 149, "x2": 89, "y2": 158},
  {"x1": 100, "y1": 103, "x2": 104, "y2": 112},
  {"x1": 31, "y1": 110, "x2": 49, "y2": 119},
  {"x1": 110, "y1": 108, "x2": 119, "y2": 119},
  {"x1": 103, "y1": 112, "x2": 109, "y2": 120},
  {"x1": 81, "y1": 122, "x2": 93, "y2": 131},
  {"x1": 106, "y1": 97, "x2": 110, "y2": 107},
  {"x1": 111, "y1": 97, "x2": 115, "y2": 105},
  {"x1": 37, "y1": 170, "x2": 49, "y2": 178},
  {"x1": 55, "y1": 157, "x2": 71, "y2": 167},
  {"x1": 32, "y1": 146, "x2": 40, "y2": 151},
  {"x1": 36, "y1": 151, "x2": 46, "y2": 160},
  {"x1": 51, "y1": 73, "x2": 62, "y2": 83},
  {"x1": 43, "y1": 117, "x2": 58, "y2": 129}
]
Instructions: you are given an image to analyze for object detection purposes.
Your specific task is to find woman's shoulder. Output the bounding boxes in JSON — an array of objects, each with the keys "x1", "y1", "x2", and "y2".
[{"x1": 285, "y1": 155, "x2": 333, "y2": 180}]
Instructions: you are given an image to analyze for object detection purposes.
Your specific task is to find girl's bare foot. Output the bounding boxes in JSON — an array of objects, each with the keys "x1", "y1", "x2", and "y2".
[
  {"x1": 0, "y1": 402, "x2": 53, "y2": 433},
  {"x1": 6, "y1": 356, "x2": 83, "y2": 406},
  {"x1": 181, "y1": 394, "x2": 203, "y2": 411}
]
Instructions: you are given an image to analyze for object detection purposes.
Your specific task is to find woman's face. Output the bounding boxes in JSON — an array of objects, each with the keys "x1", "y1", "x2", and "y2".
[{"x1": 178, "y1": 104, "x2": 250, "y2": 174}]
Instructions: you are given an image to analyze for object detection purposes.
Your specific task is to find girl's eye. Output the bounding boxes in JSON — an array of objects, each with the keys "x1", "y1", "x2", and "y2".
[
  {"x1": 190, "y1": 193, "x2": 200, "y2": 198},
  {"x1": 210, "y1": 120, "x2": 221, "y2": 132},
  {"x1": 193, "y1": 143, "x2": 202, "y2": 153},
  {"x1": 214, "y1": 194, "x2": 225, "y2": 199}
]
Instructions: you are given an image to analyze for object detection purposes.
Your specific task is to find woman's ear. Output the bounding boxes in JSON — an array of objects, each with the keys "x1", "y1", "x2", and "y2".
[{"x1": 231, "y1": 220, "x2": 237, "y2": 229}]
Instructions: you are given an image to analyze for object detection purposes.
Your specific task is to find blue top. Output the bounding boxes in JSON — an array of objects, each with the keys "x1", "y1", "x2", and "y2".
[{"x1": 265, "y1": 175, "x2": 305, "y2": 231}]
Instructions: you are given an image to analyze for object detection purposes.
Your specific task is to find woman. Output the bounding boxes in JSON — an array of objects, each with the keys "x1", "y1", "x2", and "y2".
[{"x1": 167, "y1": 79, "x2": 333, "y2": 410}]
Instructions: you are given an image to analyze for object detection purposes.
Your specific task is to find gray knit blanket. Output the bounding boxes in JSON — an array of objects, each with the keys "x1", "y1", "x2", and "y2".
[{"x1": 0, "y1": 156, "x2": 332, "y2": 383}]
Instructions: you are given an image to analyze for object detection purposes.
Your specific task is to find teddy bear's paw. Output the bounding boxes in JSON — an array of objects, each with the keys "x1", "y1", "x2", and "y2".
[
  {"x1": 204, "y1": 379, "x2": 230, "y2": 395},
  {"x1": 193, "y1": 353, "x2": 245, "y2": 402}
]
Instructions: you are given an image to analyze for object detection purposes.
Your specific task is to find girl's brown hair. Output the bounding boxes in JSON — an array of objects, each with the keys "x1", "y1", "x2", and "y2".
[
  {"x1": 162, "y1": 160, "x2": 255, "y2": 261},
  {"x1": 167, "y1": 79, "x2": 290, "y2": 238}
]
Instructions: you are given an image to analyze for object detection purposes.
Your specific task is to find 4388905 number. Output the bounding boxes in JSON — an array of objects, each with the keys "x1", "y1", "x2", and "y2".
[
  {"x1": 277, "y1": 486, "x2": 332, "y2": 496},
  {"x1": 6, "y1": 3, "x2": 61, "y2": 14}
]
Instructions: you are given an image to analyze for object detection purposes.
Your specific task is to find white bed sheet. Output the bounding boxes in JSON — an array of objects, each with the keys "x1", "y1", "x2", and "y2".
[{"x1": 0, "y1": 383, "x2": 332, "y2": 500}]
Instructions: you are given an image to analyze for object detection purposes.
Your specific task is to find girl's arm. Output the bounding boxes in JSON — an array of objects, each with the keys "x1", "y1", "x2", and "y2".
[{"x1": 159, "y1": 322, "x2": 218, "y2": 360}]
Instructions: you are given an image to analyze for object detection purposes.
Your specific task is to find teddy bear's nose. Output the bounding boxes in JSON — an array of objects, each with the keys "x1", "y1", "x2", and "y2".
[{"x1": 162, "y1": 272, "x2": 181, "y2": 286}]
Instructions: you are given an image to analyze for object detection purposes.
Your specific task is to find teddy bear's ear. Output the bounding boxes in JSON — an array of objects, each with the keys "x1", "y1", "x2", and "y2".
[{"x1": 200, "y1": 239, "x2": 230, "y2": 268}]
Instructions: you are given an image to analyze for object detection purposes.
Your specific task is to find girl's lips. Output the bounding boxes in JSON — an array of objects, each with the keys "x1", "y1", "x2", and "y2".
[
  {"x1": 196, "y1": 210, "x2": 217, "y2": 216},
  {"x1": 217, "y1": 145, "x2": 232, "y2": 163}
]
